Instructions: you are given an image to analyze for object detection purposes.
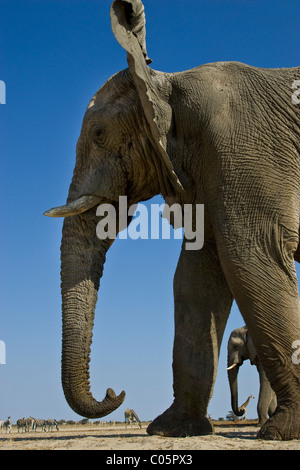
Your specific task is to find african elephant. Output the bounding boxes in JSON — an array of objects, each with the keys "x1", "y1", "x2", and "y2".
[
  {"x1": 227, "y1": 326, "x2": 277, "y2": 425},
  {"x1": 44, "y1": 0, "x2": 300, "y2": 440}
]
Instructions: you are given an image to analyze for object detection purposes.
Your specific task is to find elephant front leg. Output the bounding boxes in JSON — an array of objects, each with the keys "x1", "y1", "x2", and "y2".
[{"x1": 147, "y1": 241, "x2": 233, "y2": 437}]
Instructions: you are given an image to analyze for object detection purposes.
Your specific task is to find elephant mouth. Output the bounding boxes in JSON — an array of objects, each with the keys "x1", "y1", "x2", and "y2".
[{"x1": 227, "y1": 355, "x2": 245, "y2": 371}]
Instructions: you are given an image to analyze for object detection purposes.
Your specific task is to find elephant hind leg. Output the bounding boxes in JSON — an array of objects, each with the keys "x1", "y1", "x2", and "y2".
[
  {"x1": 219, "y1": 236, "x2": 300, "y2": 440},
  {"x1": 147, "y1": 241, "x2": 233, "y2": 437}
]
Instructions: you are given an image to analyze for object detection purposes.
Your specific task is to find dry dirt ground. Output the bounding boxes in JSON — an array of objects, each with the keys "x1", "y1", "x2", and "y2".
[{"x1": 0, "y1": 421, "x2": 300, "y2": 451}]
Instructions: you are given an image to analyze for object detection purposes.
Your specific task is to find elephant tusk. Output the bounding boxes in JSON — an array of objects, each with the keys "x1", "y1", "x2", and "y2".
[
  {"x1": 227, "y1": 363, "x2": 238, "y2": 370},
  {"x1": 44, "y1": 195, "x2": 102, "y2": 218}
]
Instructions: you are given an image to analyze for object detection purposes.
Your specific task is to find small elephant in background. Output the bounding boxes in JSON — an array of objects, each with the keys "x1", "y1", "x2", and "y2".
[{"x1": 227, "y1": 326, "x2": 277, "y2": 425}]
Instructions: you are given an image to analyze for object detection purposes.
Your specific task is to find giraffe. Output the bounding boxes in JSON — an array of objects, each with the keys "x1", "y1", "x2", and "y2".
[
  {"x1": 124, "y1": 409, "x2": 142, "y2": 428},
  {"x1": 238, "y1": 395, "x2": 255, "y2": 420}
]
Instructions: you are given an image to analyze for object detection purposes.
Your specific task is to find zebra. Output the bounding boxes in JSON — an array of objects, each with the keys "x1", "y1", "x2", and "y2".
[
  {"x1": 124, "y1": 409, "x2": 142, "y2": 428},
  {"x1": 0, "y1": 419, "x2": 4, "y2": 432},
  {"x1": 28, "y1": 417, "x2": 36, "y2": 431},
  {"x1": 33, "y1": 419, "x2": 47, "y2": 432},
  {"x1": 46, "y1": 419, "x2": 59, "y2": 431},
  {"x1": 17, "y1": 417, "x2": 33, "y2": 433},
  {"x1": 4, "y1": 417, "x2": 12, "y2": 433}
]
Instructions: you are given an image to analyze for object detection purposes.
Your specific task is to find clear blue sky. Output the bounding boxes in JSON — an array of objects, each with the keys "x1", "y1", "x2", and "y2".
[{"x1": 1, "y1": 0, "x2": 299, "y2": 424}]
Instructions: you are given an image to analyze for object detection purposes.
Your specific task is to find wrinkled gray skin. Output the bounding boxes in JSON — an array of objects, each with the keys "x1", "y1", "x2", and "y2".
[
  {"x1": 44, "y1": 0, "x2": 300, "y2": 440},
  {"x1": 227, "y1": 326, "x2": 277, "y2": 425}
]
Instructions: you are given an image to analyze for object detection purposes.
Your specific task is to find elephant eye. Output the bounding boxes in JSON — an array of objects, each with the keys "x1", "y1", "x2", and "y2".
[{"x1": 93, "y1": 128, "x2": 105, "y2": 145}]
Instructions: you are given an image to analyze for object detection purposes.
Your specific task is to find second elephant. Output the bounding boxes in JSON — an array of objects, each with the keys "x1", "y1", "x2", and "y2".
[{"x1": 227, "y1": 326, "x2": 277, "y2": 425}]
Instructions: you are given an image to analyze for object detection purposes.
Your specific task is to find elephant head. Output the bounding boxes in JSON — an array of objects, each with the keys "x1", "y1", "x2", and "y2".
[
  {"x1": 44, "y1": 0, "x2": 184, "y2": 418},
  {"x1": 227, "y1": 325, "x2": 257, "y2": 417}
]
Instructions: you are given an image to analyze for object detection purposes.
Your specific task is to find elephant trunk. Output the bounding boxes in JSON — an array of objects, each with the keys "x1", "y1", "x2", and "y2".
[
  {"x1": 227, "y1": 364, "x2": 245, "y2": 417},
  {"x1": 60, "y1": 209, "x2": 125, "y2": 418}
]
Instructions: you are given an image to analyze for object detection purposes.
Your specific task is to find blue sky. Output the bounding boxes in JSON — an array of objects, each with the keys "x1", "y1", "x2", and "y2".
[{"x1": 1, "y1": 0, "x2": 299, "y2": 424}]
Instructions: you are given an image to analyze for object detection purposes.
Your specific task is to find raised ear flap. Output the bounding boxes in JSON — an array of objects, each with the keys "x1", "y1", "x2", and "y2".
[{"x1": 110, "y1": 0, "x2": 184, "y2": 197}]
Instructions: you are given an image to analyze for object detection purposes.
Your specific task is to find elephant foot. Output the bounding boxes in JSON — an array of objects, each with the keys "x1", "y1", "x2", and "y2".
[
  {"x1": 257, "y1": 406, "x2": 300, "y2": 441},
  {"x1": 146, "y1": 404, "x2": 214, "y2": 437}
]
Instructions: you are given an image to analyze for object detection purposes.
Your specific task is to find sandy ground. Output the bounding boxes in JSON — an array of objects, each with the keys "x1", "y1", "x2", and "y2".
[{"x1": 0, "y1": 422, "x2": 300, "y2": 451}]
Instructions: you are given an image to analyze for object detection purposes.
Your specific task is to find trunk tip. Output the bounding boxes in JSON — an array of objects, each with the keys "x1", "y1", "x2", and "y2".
[
  {"x1": 63, "y1": 386, "x2": 126, "y2": 419},
  {"x1": 106, "y1": 387, "x2": 126, "y2": 400}
]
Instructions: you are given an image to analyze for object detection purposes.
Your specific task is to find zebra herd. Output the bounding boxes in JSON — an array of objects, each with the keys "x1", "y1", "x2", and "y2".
[
  {"x1": 0, "y1": 410, "x2": 142, "y2": 433},
  {"x1": 0, "y1": 417, "x2": 59, "y2": 433}
]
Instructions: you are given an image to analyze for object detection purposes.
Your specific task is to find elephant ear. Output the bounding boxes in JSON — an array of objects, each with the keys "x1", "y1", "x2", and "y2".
[
  {"x1": 246, "y1": 332, "x2": 258, "y2": 365},
  {"x1": 110, "y1": 0, "x2": 184, "y2": 197}
]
